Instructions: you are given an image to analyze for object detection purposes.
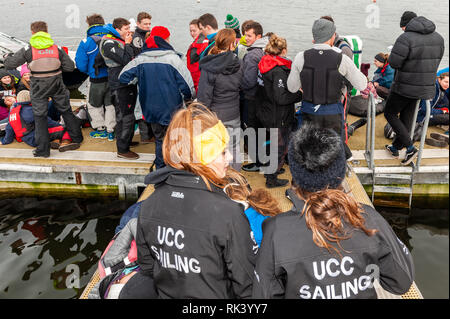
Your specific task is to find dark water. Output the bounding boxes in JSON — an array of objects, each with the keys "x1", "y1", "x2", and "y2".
[
  {"x1": 0, "y1": 196, "x2": 134, "y2": 299},
  {"x1": 0, "y1": 196, "x2": 448, "y2": 299}
]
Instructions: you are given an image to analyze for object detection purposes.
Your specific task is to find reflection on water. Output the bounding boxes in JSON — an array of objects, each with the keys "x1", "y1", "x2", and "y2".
[
  {"x1": 0, "y1": 197, "x2": 134, "y2": 299},
  {"x1": 377, "y1": 206, "x2": 449, "y2": 299},
  {"x1": 0, "y1": 197, "x2": 448, "y2": 299}
]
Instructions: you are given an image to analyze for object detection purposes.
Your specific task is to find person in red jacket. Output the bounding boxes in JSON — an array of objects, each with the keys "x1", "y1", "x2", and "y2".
[{"x1": 186, "y1": 19, "x2": 209, "y2": 93}]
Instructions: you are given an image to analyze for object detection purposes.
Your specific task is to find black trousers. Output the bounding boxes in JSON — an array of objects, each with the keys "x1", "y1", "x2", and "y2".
[
  {"x1": 384, "y1": 91, "x2": 418, "y2": 150},
  {"x1": 247, "y1": 98, "x2": 266, "y2": 165},
  {"x1": 30, "y1": 76, "x2": 83, "y2": 156},
  {"x1": 137, "y1": 120, "x2": 154, "y2": 141},
  {"x1": 150, "y1": 123, "x2": 168, "y2": 169},
  {"x1": 112, "y1": 85, "x2": 137, "y2": 154},
  {"x1": 301, "y1": 111, "x2": 353, "y2": 159}
]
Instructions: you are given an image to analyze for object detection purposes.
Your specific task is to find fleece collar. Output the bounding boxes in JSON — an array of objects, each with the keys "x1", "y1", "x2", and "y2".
[{"x1": 258, "y1": 54, "x2": 292, "y2": 74}]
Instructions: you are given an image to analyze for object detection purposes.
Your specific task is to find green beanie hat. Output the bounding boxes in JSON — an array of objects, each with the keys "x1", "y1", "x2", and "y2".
[{"x1": 224, "y1": 14, "x2": 240, "y2": 30}]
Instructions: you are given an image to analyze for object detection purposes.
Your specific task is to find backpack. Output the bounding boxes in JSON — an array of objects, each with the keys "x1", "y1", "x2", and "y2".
[{"x1": 90, "y1": 35, "x2": 107, "y2": 76}]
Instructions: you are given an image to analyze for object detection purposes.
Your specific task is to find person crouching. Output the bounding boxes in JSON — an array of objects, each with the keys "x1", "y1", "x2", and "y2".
[{"x1": 0, "y1": 90, "x2": 76, "y2": 151}]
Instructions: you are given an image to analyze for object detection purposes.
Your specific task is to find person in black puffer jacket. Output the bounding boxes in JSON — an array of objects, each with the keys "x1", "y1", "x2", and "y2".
[
  {"x1": 384, "y1": 12, "x2": 445, "y2": 165},
  {"x1": 198, "y1": 28, "x2": 242, "y2": 171},
  {"x1": 257, "y1": 34, "x2": 302, "y2": 188}
]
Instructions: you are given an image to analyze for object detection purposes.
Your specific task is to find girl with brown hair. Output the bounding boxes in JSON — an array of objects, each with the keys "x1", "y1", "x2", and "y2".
[
  {"x1": 253, "y1": 123, "x2": 415, "y2": 299},
  {"x1": 256, "y1": 34, "x2": 302, "y2": 188},
  {"x1": 372, "y1": 52, "x2": 394, "y2": 99},
  {"x1": 135, "y1": 103, "x2": 279, "y2": 299},
  {"x1": 197, "y1": 28, "x2": 242, "y2": 171}
]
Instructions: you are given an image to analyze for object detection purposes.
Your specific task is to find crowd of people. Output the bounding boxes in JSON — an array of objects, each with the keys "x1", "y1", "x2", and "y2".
[
  {"x1": 0, "y1": 9, "x2": 447, "y2": 299},
  {"x1": 63, "y1": 9, "x2": 444, "y2": 299},
  {"x1": 1, "y1": 10, "x2": 447, "y2": 167}
]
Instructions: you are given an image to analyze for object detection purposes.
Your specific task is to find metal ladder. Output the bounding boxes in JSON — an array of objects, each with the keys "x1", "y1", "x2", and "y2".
[{"x1": 365, "y1": 94, "x2": 431, "y2": 208}]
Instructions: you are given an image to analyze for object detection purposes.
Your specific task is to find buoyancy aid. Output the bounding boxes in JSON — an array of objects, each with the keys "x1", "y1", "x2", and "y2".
[
  {"x1": 29, "y1": 45, "x2": 62, "y2": 78},
  {"x1": 9, "y1": 103, "x2": 34, "y2": 142},
  {"x1": 99, "y1": 34, "x2": 126, "y2": 68},
  {"x1": 187, "y1": 35, "x2": 209, "y2": 89},
  {"x1": 342, "y1": 35, "x2": 363, "y2": 96},
  {"x1": 300, "y1": 48, "x2": 344, "y2": 105}
]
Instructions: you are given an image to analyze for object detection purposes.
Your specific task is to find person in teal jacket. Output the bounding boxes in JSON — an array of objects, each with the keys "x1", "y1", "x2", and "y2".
[{"x1": 373, "y1": 52, "x2": 395, "y2": 99}]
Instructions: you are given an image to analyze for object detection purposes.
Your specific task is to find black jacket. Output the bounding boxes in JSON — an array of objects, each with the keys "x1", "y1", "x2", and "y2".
[
  {"x1": 389, "y1": 16, "x2": 445, "y2": 100},
  {"x1": 100, "y1": 26, "x2": 136, "y2": 91},
  {"x1": 198, "y1": 51, "x2": 242, "y2": 122},
  {"x1": 257, "y1": 56, "x2": 302, "y2": 128},
  {"x1": 137, "y1": 167, "x2": 256, "y2": 299},
  {"x1": 252, "y1": 191, "x2": 415, "y2": 299},
  {"x1": 131, "y1": 27, "x2": 148, "y2": 56}
]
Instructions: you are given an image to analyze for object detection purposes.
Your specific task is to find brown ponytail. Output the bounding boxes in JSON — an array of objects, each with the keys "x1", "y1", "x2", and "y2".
[
  {"x1": 295, "y1": 186, "x2": 378, "y2": 256},
  {"x1": 225, "y1": 184, "x2": 282, "y2": 217},
  {"x1": 209, "y1": 28, "x2": 236, "y2": 55}
]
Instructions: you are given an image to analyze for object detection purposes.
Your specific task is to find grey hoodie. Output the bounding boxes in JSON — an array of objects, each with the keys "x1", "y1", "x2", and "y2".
[{"x1": 241, "y1": 36, "x2": 269, "y2": 99}]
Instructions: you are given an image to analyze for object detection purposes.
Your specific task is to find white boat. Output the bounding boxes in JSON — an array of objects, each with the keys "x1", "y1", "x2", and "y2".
[{"x1": 0, "y1": 31, "x2": 88, "y2": 92}]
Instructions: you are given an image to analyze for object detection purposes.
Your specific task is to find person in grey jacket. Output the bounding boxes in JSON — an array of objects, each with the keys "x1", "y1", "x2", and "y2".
[
  {"x1": 287, "y1": 18, "x2": 367, "y2": 160},
  {"x1": 240, "y1": 21, "x2": 270, "y2": 172},
  {"x1": 252, "y1": 124, "x2": 415, "y2": 299},
  {"x1": 198, "y1": 29, "x2": 243, "y2": 171},
  {"x1": 384, "y1": 12, "x2": 445, "y2": 165}
]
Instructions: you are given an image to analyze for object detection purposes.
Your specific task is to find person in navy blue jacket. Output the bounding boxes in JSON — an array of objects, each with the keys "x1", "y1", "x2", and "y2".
[
  {"x1": 417, "y1": 72, "x2": 449, "y2": 125},
  {"x1": 75, "y1": 14, "x2": 116, "y2": 140},
  {"x1": 119, "y1": 26, "x2": 195, "y2": 169}
]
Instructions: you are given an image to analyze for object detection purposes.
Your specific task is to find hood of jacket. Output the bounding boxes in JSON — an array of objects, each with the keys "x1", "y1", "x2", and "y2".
[
  {"x1": 145, "y1": 166, "x2": 219, "y2": 193},
  {"x1": 199, "y1": 51, "x2": 241, "y2": 75},
  {"x1": 29, "y1": 32, "x2": 54, "y2": 49},
  {"x1": 86, "y1": 24, "x2": 109, "y2": 37},
  {"x1": 405, "y1": 16, "x2": 436, "y2": 35},
  {"x1": 143, "y1": 35, "x2": 175, "y2": 52},
  {"x1": 248, "y1": 36, "x2": 269, "y2": 50},
  {"x1": 258, "y1": 54, "x2": 292, "y2": 74},
  {"x1": 104, "y1": 24, "x2": 123, "y2": 39}
]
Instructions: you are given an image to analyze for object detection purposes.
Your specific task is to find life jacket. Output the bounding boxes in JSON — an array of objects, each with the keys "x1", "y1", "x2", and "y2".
[
  {"x1": 300, "y1": 48, "x2": 344, "y2": 105},
  {"x1": 98, "y1": 218, "x2": 138, "y2": 279},
  {"x1": 28, "y1": 44, "x2": 62, "y2": 78},
  {"x1": 341, "y1": 35, "x2": 363, "y2": 96},
  {"x1": 187, "y1": 35, "x2": 209, "y2": 90},
  {"x1": 9, "y1": 103, "x2": 34, "y2": 142},
  {"x1": 99, "y1": 34, "x2": 126, "y2": 69}
]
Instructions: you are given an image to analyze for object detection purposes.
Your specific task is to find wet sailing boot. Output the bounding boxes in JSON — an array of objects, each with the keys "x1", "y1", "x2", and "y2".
[{"x1": 265, "y1": 174, "x2": 289, "y2": 189}]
